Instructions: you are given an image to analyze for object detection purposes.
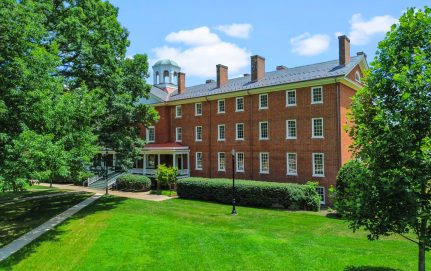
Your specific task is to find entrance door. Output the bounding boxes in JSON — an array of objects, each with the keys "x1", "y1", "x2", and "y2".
[{"x1": 176, "y1": 155, "x2": 182, "y2": 169}]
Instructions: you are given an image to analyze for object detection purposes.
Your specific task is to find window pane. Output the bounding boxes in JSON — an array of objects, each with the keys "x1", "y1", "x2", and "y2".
[
  {"x1": 260, "y1": 153, "x2": 269, "y2": 173},
  {"x1": 218, "y1": 152, "x2": 225, "y2": 171},
  {"x1": 236, "y1": 123, "x2": 244, "y2": 139},
  {"x1": 260, "y1": 122, "x2": 268, "y2": 139},
  {"x1": 236, "y1": 153, "x2": 244, "y2": 171},
  {"x1": 287, "y1": 90, "x2": 296, "y2": 105},
  {"x1": 218, "y1": 125, "x2": 225, "y2": 140},
  {"x1": 312, "y1": 87, "x2": 322, "y2": 103},
  {"x1": 260, "y1": 94, "x2": 268, "y2": 108},
  {"x1": 236, "y1": 97, "x2": 244, "y2": 111},
  {"x1": 313, "y1": 118, "x2": 323, "y2": 137},
  {"x1": 218, "y1": 100, "x2": 225, "y2": 113},
  {"x1": 287, "y1": 153, "x2": 297, "y2": 174},
  {"x1": 313, "y1": 153, "x2": 324, "y2": 175},
  {"x1": 287, "y1": 120, "x2": 296, "y2": 138}
]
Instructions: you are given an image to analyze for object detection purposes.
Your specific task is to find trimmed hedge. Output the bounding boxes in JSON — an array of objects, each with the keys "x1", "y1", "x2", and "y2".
[
  {"x1": 116, "y1": 174, "x2": 151, "y2": 192},
  {"x1": 177, "y1": 178, "x2": 320, "y2": 211}
]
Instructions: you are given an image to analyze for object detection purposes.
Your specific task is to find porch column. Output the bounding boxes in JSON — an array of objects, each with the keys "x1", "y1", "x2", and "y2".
[
  {"x1": 187, "y1": 152, "x2": 190, "y2": 175},
  {"x1": 143, "y1": 154, "x2": 146, "y2": 175},
  {"x1": 173, "y1": 154, "x2": 176, "y2": 168},
  {"x1": 157, "y1": 154, "x2": 160, "y2": 168}
]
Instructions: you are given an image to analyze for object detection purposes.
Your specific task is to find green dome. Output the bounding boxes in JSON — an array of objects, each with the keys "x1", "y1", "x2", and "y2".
[{"x1": 153, "y1": 59, "x2": 180, "y2": 67}]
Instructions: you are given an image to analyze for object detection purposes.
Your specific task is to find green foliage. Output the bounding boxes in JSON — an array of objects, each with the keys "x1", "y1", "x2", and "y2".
[
  {"x1": 156, "y1": 164, "x2": 178, "y2": 188},
  {"x1": 116, "y1": 174, "x2": 151, "y2": 192},
  {"x1": 0, "y1": 0, "x2": 157, "y2": 190},
  {"x1": 177, "y1": 177, "x2": 320, "y2": 211},
  {"x1": 346, "y1": 6, "x2": 431, "y2": 270}
]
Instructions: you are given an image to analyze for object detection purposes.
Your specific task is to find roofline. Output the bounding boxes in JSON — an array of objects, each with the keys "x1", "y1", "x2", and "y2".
[{"x1": 149, "y1": 75, "x2": 365, "y2": 106}]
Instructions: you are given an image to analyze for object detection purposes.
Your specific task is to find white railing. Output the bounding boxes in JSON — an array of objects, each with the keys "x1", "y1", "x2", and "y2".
[
  {"x1": 178, "y1": 169, "x2": 189, "y2": 176},
  {"x1": 129, "y1": 168, "x2": 144, "y2": 174},
  {"x1": 87, "y1": 175, "x2": 102, "y2": 186}
]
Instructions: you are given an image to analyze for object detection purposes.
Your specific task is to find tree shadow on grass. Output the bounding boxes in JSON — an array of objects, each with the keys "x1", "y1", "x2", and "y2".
[
  {"x1": 345, "y1": 266, "x2": 402, "y2": 271},
  {"x1": 0, "y1": 195, "x2": 127, "y2": 270}
]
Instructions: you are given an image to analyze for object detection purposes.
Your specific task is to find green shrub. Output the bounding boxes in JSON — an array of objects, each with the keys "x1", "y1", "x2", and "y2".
[
  {"x1": 177, "y1": 177, "x2": 320, "y2": 211},
  {"x1": 116, "y1": 174, "x2": 151, "y2": 192}
]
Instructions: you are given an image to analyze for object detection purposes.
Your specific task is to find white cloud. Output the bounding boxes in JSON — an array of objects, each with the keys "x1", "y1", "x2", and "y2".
[
  {"x1": 215, "y1": 23, "x2": 253, "y2": 39},
  {"x1": 165, "y1": 26, "x2": 220, "y2": 46},
  {"x1": 347, "y1": 14, "x2": 397, "y2": 45},
  {"x1": 290, "y1": 33, "x2": 330, "y2": 56},
  {"x1": 153, "y1": 27, "x2": 250, "y2": 78}
]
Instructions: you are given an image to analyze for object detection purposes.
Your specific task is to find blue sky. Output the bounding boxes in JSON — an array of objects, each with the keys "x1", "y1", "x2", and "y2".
[{"x1": 109, "y1": 0, "x2": 429, "y2": 86}]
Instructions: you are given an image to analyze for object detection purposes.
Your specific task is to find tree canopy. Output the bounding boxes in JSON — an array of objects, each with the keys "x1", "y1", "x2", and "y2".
[
  {"x1": 0, "y1": 0, "x2": 157, "y2": 190},
  {"x1": 336, "y1": 6, "x2": 431, "y2": 271}
]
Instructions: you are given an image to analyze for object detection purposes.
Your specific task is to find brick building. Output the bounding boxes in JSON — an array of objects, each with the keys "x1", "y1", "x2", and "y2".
[{"x1": 135, "y1": 36, "x2": 367, "y2": 203}]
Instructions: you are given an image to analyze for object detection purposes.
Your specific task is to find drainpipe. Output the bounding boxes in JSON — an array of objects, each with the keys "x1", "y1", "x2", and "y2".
[
  {"x1": 206, "y1": 97, "x2": 212, "y2": 178},
  {"x1": 247, "y1": 90, "x2": 253, "y2": 179}
]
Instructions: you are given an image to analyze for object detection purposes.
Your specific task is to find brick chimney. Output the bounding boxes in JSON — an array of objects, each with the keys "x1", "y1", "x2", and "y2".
[
  {"x1": 338, "y1": 35, "x2": 350, "y2": 66},
  {"x1": 216, "y1": 64, "x2": 228, "y2": 88},
  {"x1": 178, "y1": 72, "x2": 186, "y2": 94},
  {"x1": 251, "y1": 55, "x2": 265, "y2": 82}
]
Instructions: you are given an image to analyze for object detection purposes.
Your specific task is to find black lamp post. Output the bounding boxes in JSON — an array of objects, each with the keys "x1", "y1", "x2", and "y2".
[
  {"x1": 231, "y1": 149, "x2": 237, "y2": 215},
  {"x1": 105, "y1": 148, "x2": 109, "y2": 195}
]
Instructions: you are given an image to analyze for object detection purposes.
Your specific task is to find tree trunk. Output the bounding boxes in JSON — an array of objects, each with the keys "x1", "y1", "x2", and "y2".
[{"x1": 419, "y1": 243, "x2": 425, "y2": 271}]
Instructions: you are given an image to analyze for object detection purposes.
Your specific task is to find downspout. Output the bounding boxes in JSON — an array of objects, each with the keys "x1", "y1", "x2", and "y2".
[
  {"x1": 247, "y1": 90, "x2": 253, "y2": 178},
  {"x1": 206, "y1": 97, "x2": 212, "y2": 178},
  {"x1": 335, "y1": 79, "x2": 342, "y2": 171}
]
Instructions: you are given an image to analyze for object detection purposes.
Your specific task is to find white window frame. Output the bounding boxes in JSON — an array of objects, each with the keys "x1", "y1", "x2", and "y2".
[
  {"x1": 146, "y1": 126, "x2": 155, "y2": 143},
  {"x1": 355, "y1": 71, "x2": 361, "y2": 83},
  {"x1": 236, "y1": 123, "x2": 244, "y2": 140},
  {"x1": 311, "y1": 86, "x2": 323, "y2": 104},
  {"x1": 195, "y1": 152, "x2": 203, "y2": 170},
  {"x1": 286, "y1": 119, "x2": 297, "y2": 139},
  {"x1": 218, "y1": 124, "x2": 225, "y2": 141},
  {"x1": 286, "y1": 152, "x2": 297, "y2": 176},
  {"x1": 217, "y1": 99, "x2": 225, "y2": 114},
  {"x1": 175, "y1": 127, "x2": 182, "y2": 142},
  {"x1": 195, "y1": 103, "x2": 202, "y2": 116},
  {"x1": 312, "y1": 153, "x2": 325, "y2": 177},
  {"x1": 195, "y1": 126, "x2": 202, "y2": 142},
  {"x1": 175, "y1": 105, "x2": 182, "y2": 118},
  {"x1": 317, "y1": 186, "x2": 326, "y2": 204},
  {"x1": 236, "y1": 152, "x2": 245, "y2": 172},
  {"x1": 259, "y1": 152, "x2": 269, "y2": 174},
  {"x1": 217, "y1": 152, "x2": 225, "y2": 172},
  {"x1": 286, "y1": 89, "x2": 297, "y2": 107},
  {"x1": 312, "y1": 117, "x2": 324, "y2": 138},
  {"x1": 259, "y1": 121, "x2": 269, "y2": 140},
  {"x1": 235, "y1": 97, "x2": 244, "y2": 112},
  {"x1": 259, "y1": 93, "x2": 269, "y2": 109}
]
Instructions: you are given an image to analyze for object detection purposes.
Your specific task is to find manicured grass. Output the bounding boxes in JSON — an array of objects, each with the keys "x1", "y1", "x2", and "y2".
[
  {"x1": 0, "y1": 196, "x2": 424, "y2": 271},
  {"x1": 150, "y1": 189, "x2": 177, "y2": 197},
  {"x1": 0, "y1": 188, "x2": 93, "y2": 247}
]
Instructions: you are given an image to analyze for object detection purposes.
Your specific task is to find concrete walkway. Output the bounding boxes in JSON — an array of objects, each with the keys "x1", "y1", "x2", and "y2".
[
  {"x1": 0, "y1": 194, "x2": 102, "y2": 262},
  {"x1": 39, "y1": 183, "x2": 172, "y2": 202}
]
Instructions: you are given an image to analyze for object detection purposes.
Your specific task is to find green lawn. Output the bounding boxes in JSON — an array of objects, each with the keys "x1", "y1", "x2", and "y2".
[
  {"x1": 0, "y1": 196, "x2": 424, "y2": 271},
  {"x1": 0, "y1": 187, "x2": 93, "y2": 247}
]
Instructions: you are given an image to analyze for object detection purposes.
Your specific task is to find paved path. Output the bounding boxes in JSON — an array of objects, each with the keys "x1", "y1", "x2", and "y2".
[
  {"x1": 39, "y1": 183, "x2": 172, "y2": 202},
  {"x1": 0, "y1": 194, "x2": 102, "y2": 262}
]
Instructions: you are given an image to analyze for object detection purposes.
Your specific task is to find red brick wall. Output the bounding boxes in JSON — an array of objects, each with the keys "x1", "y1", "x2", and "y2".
[{"x1": 339, "y1": 84, "x2": 356, "y2": 165}]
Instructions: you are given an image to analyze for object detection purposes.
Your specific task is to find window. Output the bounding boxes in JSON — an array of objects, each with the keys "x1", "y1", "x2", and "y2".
[
  {"x1": 259, "y1": 121, "x2": 269, "y2": 140},
  {"x1": 175, "y1": 127, "x2": 182, "y2": 142},
  {"x1": 218, "y1": 124, "x2": 225, "y2": 141},
  {"x1": 286, "y1": 153, "x2": 297, "y2": 175},
  {"x1": 236, "y1": 152, "x2": 244, "y2": 172},
  {"x1": 312, "y1": 153, "x2": 325, "y2": 177},
  {"x1": 175, "y1": 105, "x2": 182, "y2": 118},
  {"x1": 259, "y1": 152, "x2": 269, "y2": 174},
  {"x1": 218, "y1": 152, "x2": 225, "y2": 171},
  {"x1": 236, "y1": 97, "x2": 244, "y2": 112},
  {"x1": 236, "y1": 123, "x2": 244, "y2": 140},
  {"x1": 286, "y1": 90, "x2": 296, "y2": 106},
  {"x1": 317, "y1": 187, "x2": 325, "y2": 204},
  {"x1": 355, "y1": 71, "x2": 361, "y2": 83},
  {"x1": 218, "y1": 99, "x2": 225, "y2": 113},
  {"x1": 312, "y1": 118, "x2": 324, "y2": 138},
  {"x1": 195, "y1": 126, "x2": 202, "y2": 142},
  {"x1": 146, "y1": 126, "x2": 155, "y2": 143},
  {"x1": 195, "y1": 152, "x2": 203, "y2": 170},
  {"x1": 259, "y1": 94, "x2": 268, "y2": 109},
  {"x1": 286, "y1": 120, "x2": 297, "y2": 139},
  {"x1": 311, "y1": 86, "x2": 323, "y2": 104},
  {"x1": 195, "y1": 103, "x2": 202, "y2": 116},
  {"x1": 146, "y1": 154, "x2": 156, "y2": 169}
]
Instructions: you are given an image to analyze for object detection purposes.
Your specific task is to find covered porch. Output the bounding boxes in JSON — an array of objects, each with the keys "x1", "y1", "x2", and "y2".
[{"x1": 130, "y1": 143, "x2": 190, "y2": 178}]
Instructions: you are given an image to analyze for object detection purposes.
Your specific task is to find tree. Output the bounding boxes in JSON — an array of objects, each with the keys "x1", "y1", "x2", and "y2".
[
  {"x1": 340, "y1": 7, "x2": 431, "y2": 271},
  {"x1": 156, "y1": 164, "x2": 178, "y2": 195}
]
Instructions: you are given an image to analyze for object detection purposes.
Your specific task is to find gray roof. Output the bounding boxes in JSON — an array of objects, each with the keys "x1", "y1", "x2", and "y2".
[
  {"x1": 148, "y1": 56, "x2": 364, "y2": 103},
  {"x1": 153, "y1": 59, "x2": 180, "y2": 68}
]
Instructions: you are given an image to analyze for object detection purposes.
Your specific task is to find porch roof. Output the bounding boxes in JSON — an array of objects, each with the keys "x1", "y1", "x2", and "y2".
[{"x1": 143, "y1": 143, "x2": 189, "y2": 151}]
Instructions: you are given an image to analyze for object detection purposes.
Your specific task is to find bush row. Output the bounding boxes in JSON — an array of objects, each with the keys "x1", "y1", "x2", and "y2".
[
  {"x1": 116, "y1": 174, "x2": 151, "y2": 191},
  {"x1": 177, "y1": 177, "x2": 320, "y2": 211}
]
